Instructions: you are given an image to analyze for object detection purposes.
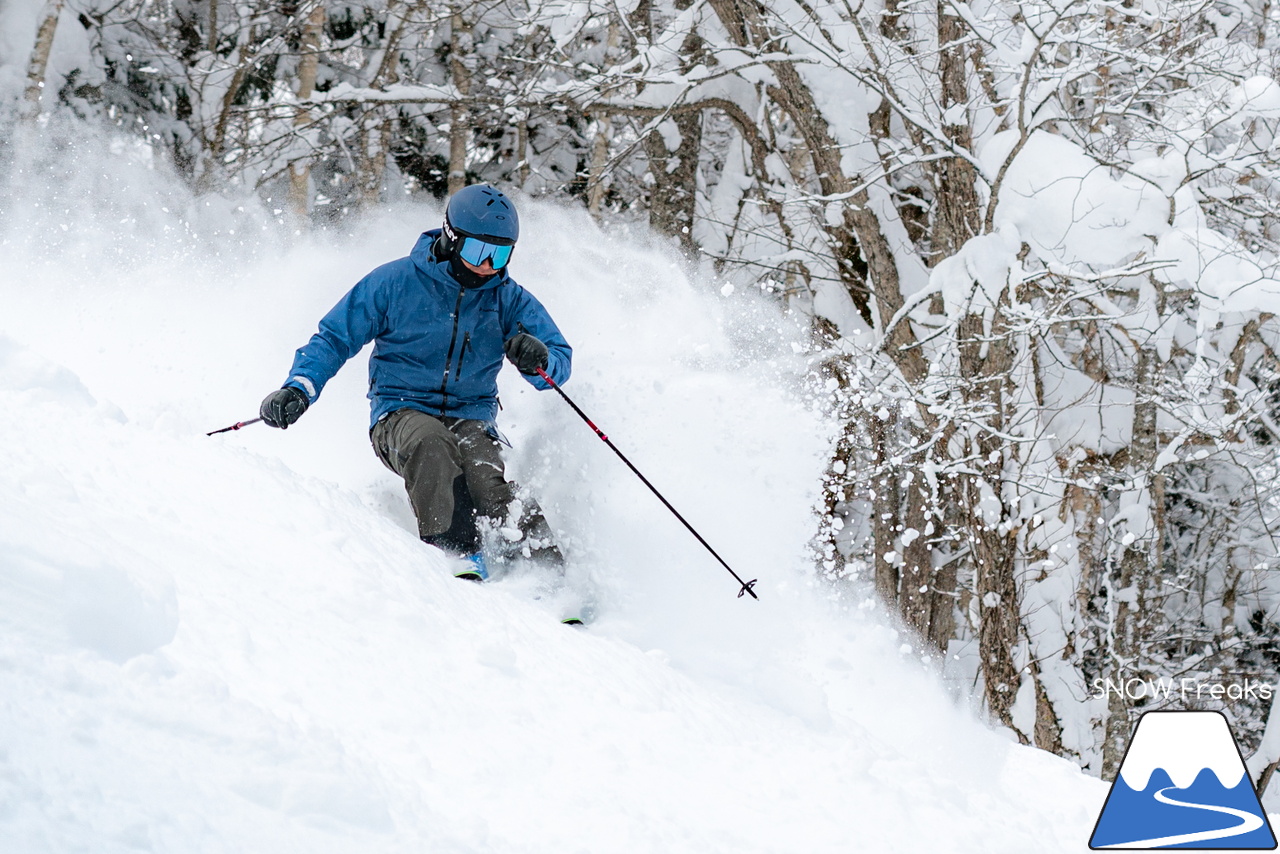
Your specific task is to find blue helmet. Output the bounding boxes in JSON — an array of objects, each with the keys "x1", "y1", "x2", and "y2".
[{"x1": 444, "y1": 184, "x2": 519, "y2": 245}]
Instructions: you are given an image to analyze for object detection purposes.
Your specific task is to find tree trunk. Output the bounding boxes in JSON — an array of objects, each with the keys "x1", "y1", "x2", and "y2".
[
  {"x1": 707, "y1": 0, "x2": 875, "y2": 325},
  {"x1": 931, "y1": 1, "x2": 981, "y2": 261},
  {"x1": 353, "y1": 2, "x2": 413, "y2": 211},
  {"x1": 587, "y1": 18, "x2": 621, "y2": 215},
  {"x1": 872, "y1": 409, "x2": 903, "y2": 606},
  {"x1": 956, "y1": 307, "x2": 1021, "y2": 731},
  {"x1": 631, "y1": 1, "x2": 702, "y2": 248},
  {"x1": 1251, "y1": 691, "x2": 1280, "y2": 796},
  {"x1": 516, "y1": 119, "x2": 530, "y2": 188},
  {"x1": 448, "y1": 7, "x2": 472, "y2": 195},
  {"x1": 644, "y1": 110, "x2": 702, "y2": 249},
  {"x1": 897, "y1": 463, "x2": 942, "y2": 649},
  {"x1": 588, "y1": 113, "x2": 613, "y2": 215},
  {"x1": 812, "y1": 318, "x2": 860, "y2": 581},
  {"x1": 198, "y1": 44, "x2": 254, "y2": 192},
  {"x1": 1101, "y1": 302, "x2": 1163, "y2": 780},
  {"x1": 288, "y1": 3, "x2": 326, "y2": 222},
  {"x1": 22, "y1": 0, "x2": 66, "y2": 121},
  {"x1": 1031, "y1": 659, "x2": 1065, "y2": 753}
]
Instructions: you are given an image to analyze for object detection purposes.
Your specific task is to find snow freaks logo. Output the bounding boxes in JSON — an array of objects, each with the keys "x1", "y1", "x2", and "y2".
[
  {"x1": 1090, "y1": 711, "x2": 1277, "y2": 849},
  {"x1": 1092, "y1": 677, "x2": 1274, "y2": 703}
]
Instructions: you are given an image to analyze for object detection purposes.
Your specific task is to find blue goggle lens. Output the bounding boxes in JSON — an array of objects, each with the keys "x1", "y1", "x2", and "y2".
[{"x1": 457, "y1": 236, "x2": 514, "y2": 269}]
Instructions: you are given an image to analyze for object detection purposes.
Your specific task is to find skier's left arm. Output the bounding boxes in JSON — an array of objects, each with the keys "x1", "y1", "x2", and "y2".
[{"x1": 504, "y1": 286, "x2": 571, "y2": 389}]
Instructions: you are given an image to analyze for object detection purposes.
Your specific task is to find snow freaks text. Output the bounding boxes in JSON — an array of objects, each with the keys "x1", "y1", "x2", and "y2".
[{"x1": 1091, "y1": 678, "x2": 1275, "y2": 702}]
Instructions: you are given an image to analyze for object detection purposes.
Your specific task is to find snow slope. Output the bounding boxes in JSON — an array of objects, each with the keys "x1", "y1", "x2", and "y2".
[{"x1": 0, "y1": 135, "x2": 1107, "y2": 851}]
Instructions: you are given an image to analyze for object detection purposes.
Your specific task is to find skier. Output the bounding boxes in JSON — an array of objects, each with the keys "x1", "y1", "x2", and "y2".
[{"x1": 258, "y1": 184, "x2": 572, "y2": 581}]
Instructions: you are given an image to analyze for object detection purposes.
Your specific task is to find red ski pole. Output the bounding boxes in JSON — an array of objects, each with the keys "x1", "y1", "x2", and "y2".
[{"x1": 535, "y1": 366, "x2": 758, "y2": 600}]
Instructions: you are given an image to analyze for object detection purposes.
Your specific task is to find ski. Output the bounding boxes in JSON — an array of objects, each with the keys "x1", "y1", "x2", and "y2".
[
  {"x1": 449, "y1": 551, "x2": 595, "y2": 626},
  {"x1": 452, "y1": 553, "x2": 490, "y2": 582}
]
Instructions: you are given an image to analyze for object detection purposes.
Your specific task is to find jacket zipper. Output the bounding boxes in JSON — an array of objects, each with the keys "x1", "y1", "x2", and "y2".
[
  {"x1": 438, "y1": 286, "x2": 466, "y2": 414},
  {"x1": 453, "y1": 332, "x2": 471, "y2": 383}
]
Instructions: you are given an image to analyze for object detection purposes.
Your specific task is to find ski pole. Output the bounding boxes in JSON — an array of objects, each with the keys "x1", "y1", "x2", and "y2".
[
  {"x1": 534, "y1": 366, "x2": 759, "y2": 600},
  {"x1": 207, "y1": 417, "x2": 263, "y2": 436}
]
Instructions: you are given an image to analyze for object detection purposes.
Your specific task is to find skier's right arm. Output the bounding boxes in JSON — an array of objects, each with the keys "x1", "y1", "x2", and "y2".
[{"x1": 261, "y1": 273, "x2": 389, "y2": 428}]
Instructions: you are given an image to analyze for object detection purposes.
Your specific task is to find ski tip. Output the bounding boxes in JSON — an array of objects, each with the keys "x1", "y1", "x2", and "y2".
[
  {"x1": 453, "y1": 553, "x2": 490, "y2": 582},
  {"x1": 560, "y1": 617, "x2": 586, "y2": 627}
]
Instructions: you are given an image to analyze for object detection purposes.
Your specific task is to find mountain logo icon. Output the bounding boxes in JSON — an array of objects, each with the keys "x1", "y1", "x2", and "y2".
[{"x1": 1090, "y1": 710, "x2": 1277, "y2": 849}]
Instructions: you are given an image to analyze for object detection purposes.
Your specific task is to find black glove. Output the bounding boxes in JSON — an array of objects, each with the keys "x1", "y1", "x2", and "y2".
[
  {"x1": 504, "y1": 332, "x2": 549, "y2": 375},
  {"x1": 260, "y1": 386, "x2": 310, "y2": 429}
]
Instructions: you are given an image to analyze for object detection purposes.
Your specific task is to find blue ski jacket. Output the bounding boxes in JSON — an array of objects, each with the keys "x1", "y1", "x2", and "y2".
[{"x1": 282, "y1": 230, "x2": 572, "y2": 429}]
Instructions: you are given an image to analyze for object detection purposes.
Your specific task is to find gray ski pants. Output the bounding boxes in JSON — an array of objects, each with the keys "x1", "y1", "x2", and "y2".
[{"x1": 370, "y1": 408, "x2": 557, "y2": 556}]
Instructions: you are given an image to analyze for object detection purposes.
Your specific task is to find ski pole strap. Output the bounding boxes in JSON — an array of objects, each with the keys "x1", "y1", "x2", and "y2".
[
  {"x1": 207, "y1": 417, "x2": 263, "y2": 436},
  {"x1": 535, "y1": 367, "x2": 759, "y2": 600}
]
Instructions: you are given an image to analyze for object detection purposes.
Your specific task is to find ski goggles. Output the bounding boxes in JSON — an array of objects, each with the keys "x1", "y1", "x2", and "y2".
[{"x1": 457, "y1": 235, "x2": 514, "y2": 270}]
